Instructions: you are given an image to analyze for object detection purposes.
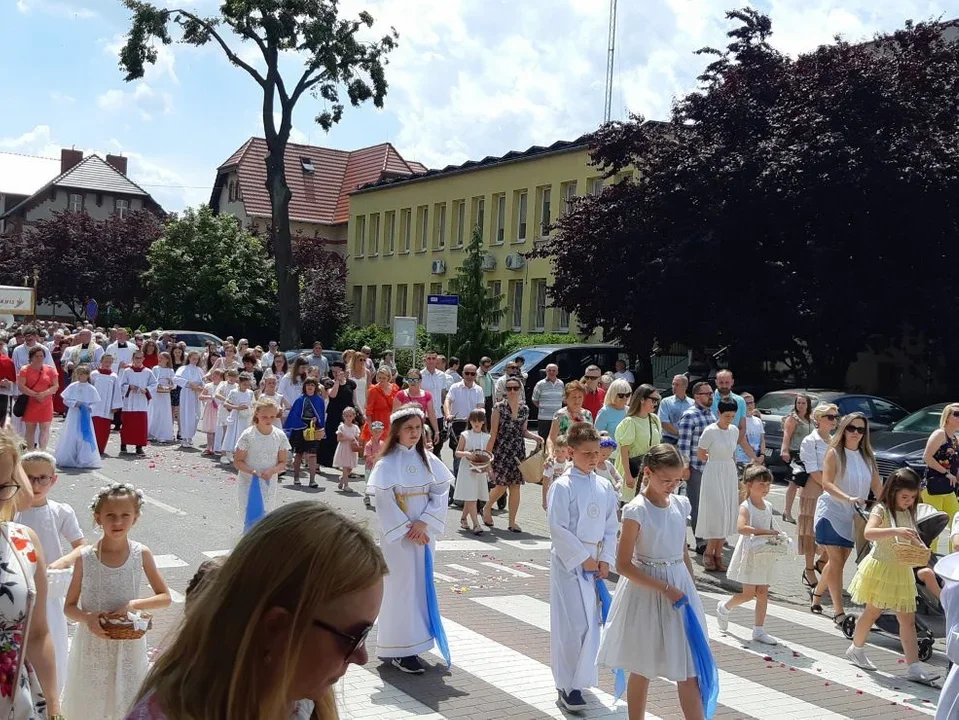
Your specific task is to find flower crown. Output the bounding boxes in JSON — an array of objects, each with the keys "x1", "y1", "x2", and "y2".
[
  {"x1": 600, "y1": 437, "x2": 618, "y2": 449},
  {"x1": 89, "y1": 482, "x2": 145, "y2": 514},
  {"x1": 390, "y1": 406, "x2": 425, "y2": 425}
]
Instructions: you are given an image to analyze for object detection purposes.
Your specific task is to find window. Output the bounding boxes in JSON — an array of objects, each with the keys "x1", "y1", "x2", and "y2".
[
  {"x1": 300, "y1": 157, "x2": 315, "y2": 173},
  {"x1": 434, "y1": 202, "x2": 446, "y2": 250},
  {"x1": 227, "y1": 180, "x2": 236, "y2": 202},
  {"x1": 561, "y1": 181, "x2": 577, "y2": 217},
  {"x1": 471, "y1": 196, "x2": 485, "y2": 240},
  {"x1": 380, "y1": 285, "x2": 392, "y2": 326},
  {"x1": 588, "y1": 177, "x2": 604, "y2": 196},
  {"x1": 516, "y1": 191, "x2": 528, "y2": 241},
  {"x1": 396, "y1": 284, "x2": 408, "y2": 316},
  {"x1": 494, "y1": 194, "x2": 506, "y2": 244},
  {"x1": 69, "y1": 193, "x2": 83, "y2": 212},
  {"x1": 531, "y1": 279, "x2": 547, "y2": 331},
  {"x1": 366, "y1": 285, "x2": 377, "y2": 325},
  {"x1": 453, "y1": 200, "x2": 466, "y2": 248},
  {"x1": 400, "y1": 208, "x2": 412, "y2": 252},
  {"x1": 369, "y1": 213, "x2": 380, "y2": 255},
  {"x1": 115, "y1": 198, "x2": 129, "y2": 219},
  {"x1": 487, "y1": 281, "x2": 502, "y2": 330},
  {"x1": 384, "y1": 211, "x2": 396, "y2": 254},
  {"x1": 556, "y1": 306, "x2": 570, "y2": 332},
  {"x1": 354, "y1": 215, "x2": 366, "y2": 256},
  {"x1": 351, "y1": 286, "x2": 363, "y2": 325},
  {"x1": 412, "y1": 284, "x2": 425, "y2": 323},
  {"x1": 538, "y1": 186, "x2": 551, "y2": 238},
  {"x1": 417, "y1": 206, "x2": 429, "y2": 251},
  {"x1": 509, "y1": 280, "x2": 524, "y2": 331},
  {"x1": 430, "y1": 282, "x2": 442, "y2": 296}
]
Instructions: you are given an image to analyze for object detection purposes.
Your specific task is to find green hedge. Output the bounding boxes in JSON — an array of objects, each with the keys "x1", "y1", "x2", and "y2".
[{"x1": 500, "y1": 333, "x2": 583, "y2": 355}]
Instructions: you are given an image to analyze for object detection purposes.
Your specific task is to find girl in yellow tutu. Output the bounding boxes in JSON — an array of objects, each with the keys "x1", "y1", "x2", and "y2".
[{"x1": 844, "y1": 468, "x2": 939, "y2": 683}]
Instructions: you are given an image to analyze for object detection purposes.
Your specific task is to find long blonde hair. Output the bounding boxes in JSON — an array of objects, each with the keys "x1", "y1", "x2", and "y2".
[
  {"x1": 939, "y1": 403, "x2": 959, "y2": 429},
  {"x1": 830, "y1": 412, "x2": 876, "y2": 478},
  {"x1": 0, "y1": 431, "x2": 25, "y2": 522},
  {"x1": 136, "y1": 502, "x2": 387, "y2": 720}
]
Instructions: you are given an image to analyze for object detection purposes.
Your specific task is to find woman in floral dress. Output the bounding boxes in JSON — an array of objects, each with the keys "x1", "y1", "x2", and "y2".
[{"x1": 483, "y1": 376, "x2": 543, "y2": 532}]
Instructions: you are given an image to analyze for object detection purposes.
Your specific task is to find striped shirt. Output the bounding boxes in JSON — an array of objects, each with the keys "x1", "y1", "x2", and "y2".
[
  {"x1": 531, "y1": 378, "x2": 564, "y2": 420},
  {"x1": 677, "y1": 404, "x2": 717, "y2": 472}
]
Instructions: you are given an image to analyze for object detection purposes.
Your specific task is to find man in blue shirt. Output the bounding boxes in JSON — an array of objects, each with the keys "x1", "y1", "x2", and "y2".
[
  {"x1": 711, "y1": 369, "x2": 758, "y2": 465},
  {"x1": 678, "y1": 382, "x2": 717, "y2": 554},
  {"x1": 658, "y1": 374, "x2": 694, "y2": 444}
]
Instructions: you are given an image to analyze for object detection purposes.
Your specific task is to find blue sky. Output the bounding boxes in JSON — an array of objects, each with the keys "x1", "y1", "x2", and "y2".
[{"x1": 0, "y1": 0, "x2": 953, "y2": 212}]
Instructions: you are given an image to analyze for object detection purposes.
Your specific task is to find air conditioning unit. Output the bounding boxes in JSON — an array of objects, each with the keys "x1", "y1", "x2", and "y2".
[
  {"x1": 481, "y1": 254, "x2": 496, "y2": 271},
  {"x1": 430, "y1": 260, "x2": 447, "y2": 275},
  {"x1": 505, "y1": 253, "x2": 526, "y2": 271}
]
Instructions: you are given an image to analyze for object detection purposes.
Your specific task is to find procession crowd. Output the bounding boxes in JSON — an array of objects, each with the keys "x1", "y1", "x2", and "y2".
[{"x1": 0, "y1": 319, "x2": 958, "y2": 719}]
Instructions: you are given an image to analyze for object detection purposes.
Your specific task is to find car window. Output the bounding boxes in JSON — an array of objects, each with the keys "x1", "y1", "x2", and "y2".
[
  {"x1": 488, "y1": 349, "x2": 551, "y2": 376},
  {"x1": 175, "y1": 333, "x2": 201, "y2": 347},
  {"x1": 894, "y1": 407, "x2": 944, "y2": 434},
  {"x1": 836, "y1": 396, "x2": 872, "y2": 417},
  {"x1": 756, "y1": 393, "x2": 800, "y2": 416},
  {"x1": 868, "y1": 398, "x2": 908, "y2": 426}
]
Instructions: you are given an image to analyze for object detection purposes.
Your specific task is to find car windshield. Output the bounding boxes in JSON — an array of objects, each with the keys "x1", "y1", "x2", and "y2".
[
  {"x1": 893, "y1": 407, "x2": 945, "y2": 434},
  {"x1": 756, "y1": 392, "x2": 820, "y2": 416},
  {"x1": 488, "y1": 349, "x2": 552, "y2": 375}
]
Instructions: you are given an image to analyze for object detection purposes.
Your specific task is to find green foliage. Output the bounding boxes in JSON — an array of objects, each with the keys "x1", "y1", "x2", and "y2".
[
  {"x1": 293, "y1": 236, "x2": 349, "y2": 344},
  {"x1": 334, "y1": 324, "x2": 394, "y2": 357},
  {"x1": 500, "y1": 333, "x2": 583, "y2": 355},
  {"x1": 144, "y1": 207, "x2": 277, "y2": 335},
  {"x1": 444, "y1": 227, "x2": 507, "y2": 363}
]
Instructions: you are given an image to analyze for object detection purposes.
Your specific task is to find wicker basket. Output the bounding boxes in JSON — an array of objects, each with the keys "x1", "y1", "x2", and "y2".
[
  {"x1": 101, "y1": 611, "x2": 153, "y2": 640},
  {"x1": 467, "y1": 450, "x2": 493, "y2": 467},
  {"x1": 892, "y1": 539, "x2": 931, "y2": 568}
]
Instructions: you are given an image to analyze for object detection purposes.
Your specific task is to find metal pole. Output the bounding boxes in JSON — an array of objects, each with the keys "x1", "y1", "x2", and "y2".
[{"x1": 604, "y1": 0, "x2": 618, "y2": 124}]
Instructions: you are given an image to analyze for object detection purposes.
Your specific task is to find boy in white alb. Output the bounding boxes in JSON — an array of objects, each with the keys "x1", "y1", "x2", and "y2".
[
  {"x1": 16, "y1": 451, "x2": 86, "y2": 695},
  {"x1": 546, "y1": 422, "x2": 619, "y2": 711},
  {"x1": 90, "y1": 355, "x2": 122, "y2": 454}
]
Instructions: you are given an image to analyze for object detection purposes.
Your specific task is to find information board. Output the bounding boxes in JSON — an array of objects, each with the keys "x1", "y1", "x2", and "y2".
[
  {"x1": 426, "y1": 295, "x2": 458, "y2": 335},
  {"x1": 393, "y1": 316, "x2": 418, "y2": 348}
]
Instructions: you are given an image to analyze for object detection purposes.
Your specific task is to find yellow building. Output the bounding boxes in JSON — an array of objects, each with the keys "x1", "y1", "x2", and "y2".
[{"x1": 348, "y1": 136, "x2": 627, "y2": 334}]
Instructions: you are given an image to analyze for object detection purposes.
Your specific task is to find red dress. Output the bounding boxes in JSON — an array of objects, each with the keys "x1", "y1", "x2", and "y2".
[
  {"x1": 18, "y1": 365, "x2": 57, "y2": 423},
  {"x1": 142, "y1": 354, "x2": 159, "y2": 369},
  {"x1": 362, "y1": 383, "x2": 398, "y2": 441}
]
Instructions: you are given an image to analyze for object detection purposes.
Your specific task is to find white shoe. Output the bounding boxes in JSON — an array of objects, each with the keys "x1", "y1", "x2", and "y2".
[
  {"x1": 716, "y1": 600, "x2": 730, "y2": 632},
  {"x1": 845, "y1": 644, "x2": 877, "y2": 671},
  {"x1": 752, "y1": 628, "x2": 778, "y2": 645},
  {"x1": 906, "y1": 663, "x2": 940, "y2": 684}
]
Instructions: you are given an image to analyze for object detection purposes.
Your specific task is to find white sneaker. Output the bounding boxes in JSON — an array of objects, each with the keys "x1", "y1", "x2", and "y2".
[
  {"x1": 752, "y1": 628, "x2": 778, "y2": 645},
  {"x1": 716, "y1": 600, "x2": 730, "y2": 632},
  {"x1": 845, "y1": 644, "x2": 877, "y2": 671},
  {"x1": 906, "y1": 663, "x2": 940, "y2": 684}
]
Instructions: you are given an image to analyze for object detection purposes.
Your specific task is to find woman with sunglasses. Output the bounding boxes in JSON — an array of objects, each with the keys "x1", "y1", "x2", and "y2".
[
  {"x1": 594, "y1": 378, "x2": 632, "y2": 438},
  {"x1": 919, "y1": 403, "x2": 959, "y2": 554},
  {"x1": 126, "y1": 501, "x2": 385, "y2": 720},
  {"x1": 780, "y1": 394, "x2": 814, "y2": 524},
  {"x1": 797, "y1": 403, "x2": 839, "y2": 589},
  {"x1": 616, "y1": 384, "x2": 663, "y2": 504},
  {"x1": 810, "y1": 412, "x2": 881, "y2": 626},
  {"x1": 393, "y1": 369, "x2": 440, "y2": 441}
]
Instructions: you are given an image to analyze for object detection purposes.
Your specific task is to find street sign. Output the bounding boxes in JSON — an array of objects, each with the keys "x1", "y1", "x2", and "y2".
[
  {"x1": 393, "y1": 317, "x2": 418, "y2": 349},
  {"x1": 427, "y1": 295, "x2": 458, "y2": 335},
  {"x1": 0, "y1": 286, "x2": 35, "y2": 315},
  {"x1": 84, "y1": 298, "x2": 99, "y2": 322}
]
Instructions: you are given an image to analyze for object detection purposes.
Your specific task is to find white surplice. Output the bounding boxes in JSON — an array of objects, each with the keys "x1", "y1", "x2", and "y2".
[
  {"x1": 938, "y1": 579, "x2": 959, "y2": 720},
  {"x1": 149, "y1": 367, "x2": 176, "y2": 442},
  {"x1": 105, "y1": 341, "x2": 135, "y2": 369},
  {"x1": 89, "y1": 370, "x2": 122, "y2": 419},
  {"x1": 368, "y1": 446, "x2": 452, "y2": 658},
  {"x1": 55, "y1": 382, "x2": 102, "y2": 469},
  {"x1": 175, "y1": 364, "x2": 204, "y2": 442},
  {"x1": 119, "y1": 367, "x2": 157, "y2": 412},
  {"x1": 546, "y1": 467, "x2": 620, "y2": 693}
]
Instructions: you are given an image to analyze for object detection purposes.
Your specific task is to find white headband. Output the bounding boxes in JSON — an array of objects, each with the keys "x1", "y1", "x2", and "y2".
[{"x1": 390, "y1": 406, "x2": 425, "y2": 424}]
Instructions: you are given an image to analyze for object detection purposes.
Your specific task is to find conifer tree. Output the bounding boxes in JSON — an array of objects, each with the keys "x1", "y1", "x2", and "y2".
[{"x1": 445, "y1": 228, "x2": 506, "y2": 362}]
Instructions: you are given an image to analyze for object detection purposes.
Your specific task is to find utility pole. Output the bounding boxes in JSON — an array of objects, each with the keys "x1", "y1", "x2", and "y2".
[{"x1": 604, "y1": 0, "x2": 618, "y2": 124}]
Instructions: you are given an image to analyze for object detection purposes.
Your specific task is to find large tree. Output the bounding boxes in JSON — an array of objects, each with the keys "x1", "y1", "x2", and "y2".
[
  {"x1": 445, "y1": 228, "x2": 506, "y2": 363},
  {"x1": 534, "y1": 9, "x2": 959, "y2": 389},
  {"x1": 293, "y1": 235, "x2": 349, "y2": 343},
  {"x1": 118, "y1": 0, "x2": 397, "y2": 348}
]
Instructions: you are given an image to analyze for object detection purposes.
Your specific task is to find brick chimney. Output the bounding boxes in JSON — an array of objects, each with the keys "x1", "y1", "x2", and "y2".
[
  {"x1": 106, "y1": 154, "x2": 128, "y2": 176},
  {"x1": 60, "y1": 149, "x2": 83, "y2": 174}
]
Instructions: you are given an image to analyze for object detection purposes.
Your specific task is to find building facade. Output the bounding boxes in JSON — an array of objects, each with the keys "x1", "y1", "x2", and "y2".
[{"x1": 348, "y1": 137, "x2": 628, "y2": 334}]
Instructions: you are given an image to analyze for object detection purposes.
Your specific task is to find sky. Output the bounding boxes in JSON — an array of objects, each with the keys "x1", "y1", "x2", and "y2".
[{"x1": 0, "y1": 0, "x2": 954, "y2": 213}]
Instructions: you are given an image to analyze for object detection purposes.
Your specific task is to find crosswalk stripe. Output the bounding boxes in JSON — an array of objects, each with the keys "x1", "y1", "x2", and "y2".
[
  {"x1": 435, "y1": 540, "x2": 485, "y2": 552},
  {"x1": 517, "y1": 560, "x2": 550, "y2": 571},
  {"x1": 340, "y1": 665, "x2": 446, "y2": 719},
  {"x1": 169, "y1": 589, "x2": 185, "y2": 604},
  {"x1": 152, "y1": 554, "x2": 189, "y2": 569},
  {"x1": 474, "y1": 595, "x2": 857, "y2": 720},
  {"x1": 446, "y1": 564, "x2": 479, "y2": 575},
  {"x1": 479, "y1": 562, "x2": 533, "y2": 578},
  {"x1": 429, "y1": 614, "x2": 637, "y2": 719},
  {"x1": 201, "y1": 550, "x2": 230, "y2": 559},
  {"x1": 433, "y1": 572, "x2": 459, "y2": 582},
  {"x1": 500, "y1": 539, "x2": 553, "y2": 551}
]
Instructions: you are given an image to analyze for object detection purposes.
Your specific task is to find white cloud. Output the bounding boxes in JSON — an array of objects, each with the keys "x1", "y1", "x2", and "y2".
[
  {"x1": 97, "y1": 83, "x2": 174, "y2": 122},
  {"x1": 16, "y1": 0, "x2": 94, "y2": 19},
  {"x1": 0, "y1": 125, "x2": 60, "y2": 158},
  {"x1": 49, "y1": 91, "x2": 75, "y2": 106}
]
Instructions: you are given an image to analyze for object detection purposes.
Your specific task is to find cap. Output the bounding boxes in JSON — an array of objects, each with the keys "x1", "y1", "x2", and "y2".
[{"x1": 371, "y1": 421, "x2": 385, "y2": 430}]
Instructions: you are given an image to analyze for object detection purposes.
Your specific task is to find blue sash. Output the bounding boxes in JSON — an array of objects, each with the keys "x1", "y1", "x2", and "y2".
[
  {"x1": 595, "y1": 576, "x2": 627, "y2": 699},
  {"x1": 244, "y1": 473, "x2": 266, "y2": 533},
  {"x1": 424, "y1": 544, "x2": 451, "y2": 667},
  {"x1": 77, "y1": 404, "x2": 97, "y2": 453},
  {"x1": 674, "y1": 596, "x2": 719, "y2": 718}
]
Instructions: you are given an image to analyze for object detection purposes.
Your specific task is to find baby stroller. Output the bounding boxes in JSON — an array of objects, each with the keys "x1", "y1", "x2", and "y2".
[{"x1": 839, "y1": 503, "x2": 949, "y2": 662}]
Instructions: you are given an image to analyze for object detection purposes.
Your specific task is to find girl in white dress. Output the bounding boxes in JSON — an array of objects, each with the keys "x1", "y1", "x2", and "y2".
[
  {"x1": 233, "y1": 398, "x2": 290, "y2": 528},
  {"x1": 213, "y1": 369, "x2": 238, "y2": 455},
  {"x1": 334, "y1": 407, "x2": 361, "y2": 490},
  {"x1": 716, "y1": 465, "x2": 783, "y2": 645},
  {"x1": 62, "y1": 483, "x2": 171, "y2": 720},
  {"x1": 199, "y1": 369, "x2": 223, "y2": 455},
  {"x1": 453, "y1": 408, "x2": 491, "y2": 534},
  {"x1": 148, "y1": 353, "x2": 176, "y2": 443},
  {"x1": 222, "y1": 372, "x2": 255, "y2": 460},
  {"x1": 174, "y1": 351, "x2": 205, "y2": 447},
  {"x1": 256, "y1": 375, "x2": 284, "y2": 428},
  {"x1": 55, "y1": 365, "x2": 103, "y2": 469},
  {"x1": 597, "y1": 444, "x2": 707, "y2": 719},
  {"x1": 695, "y1": 398, "x2": 742, "y2": 572}
]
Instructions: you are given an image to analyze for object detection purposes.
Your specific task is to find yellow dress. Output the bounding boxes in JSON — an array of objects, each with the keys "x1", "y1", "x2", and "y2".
[{"x1": 848, "y1": 504, "x2": 919, "y2": 613}]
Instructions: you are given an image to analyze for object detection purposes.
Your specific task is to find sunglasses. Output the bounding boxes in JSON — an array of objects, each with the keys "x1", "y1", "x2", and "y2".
[
  {"x1": 463, "y1": 371, "x2": 477, "y2": 376},
  {"x1": 823, "y1": 414, "x2": 839, "y2": 421},
  {"x1": 585, "y1": 375, "x2": 601, "y2": 380},
  {"x1": 405, "y1": 377, "x2": 421, "y2": 383},
  {"x1": 952, "y1": 411, "x2": 959, "y2": 419},
  {"x1": 844, "y1": 425, "x2": 866, "y2": 435},
  {"x1": 506, "y1": 386, "x2": 522, "y2": 392},
  {"x1": 616, "y1": 393, "x2": 631, "y2": 399},
  {"x1": 313, "y1": 618, "x2": 372, "y2": 659}
]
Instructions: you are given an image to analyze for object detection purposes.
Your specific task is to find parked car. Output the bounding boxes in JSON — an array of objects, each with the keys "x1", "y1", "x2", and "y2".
[
  {"x1": 754, "y1": 389, "x2": 909, "y2": 478},
  {"x1": 871, "y1": 403, "x2": 949, "y2": 479},
  {"x1": 487, "y1": 344, "x2": 634, "y2": 422},
  {"x1": 152, "y1": 330, "x2": 224, "y2": 353}
]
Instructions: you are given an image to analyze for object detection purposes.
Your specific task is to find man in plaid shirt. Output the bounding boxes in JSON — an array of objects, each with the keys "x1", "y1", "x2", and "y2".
[{"x1": 677, "y1": 381, "x2": 717, "y2": 554}]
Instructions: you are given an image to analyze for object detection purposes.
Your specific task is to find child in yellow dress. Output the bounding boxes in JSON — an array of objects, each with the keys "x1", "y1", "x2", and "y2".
[{"x1": 845, "y1": 468, "x2": 939, "y2": 683}]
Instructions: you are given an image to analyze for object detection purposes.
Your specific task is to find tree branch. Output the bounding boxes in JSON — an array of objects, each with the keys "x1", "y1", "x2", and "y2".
[
  {"x1": 290, "y1": 70, "x2": 325, "y2": 106},
  {"x1": 167, "y1": 8, "x2": 266, "y2": 87}
]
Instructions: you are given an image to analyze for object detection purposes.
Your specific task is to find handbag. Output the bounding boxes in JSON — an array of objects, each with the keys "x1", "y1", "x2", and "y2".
[
  {"x1": 520, "y1": 447, "x2": 545, "y2": 485},
  {"x1": 627, "y1": 415, "x2": 656, "y2": 477},
  {"x1": 789, "y1": 460, "x2": 809, "y2": 488},
  {"x1": 303, "y1": 420, "x2": 317, "y2": 442},
  {"x1": 12, "y1": 371, "x2": 45, "y2": 418}
]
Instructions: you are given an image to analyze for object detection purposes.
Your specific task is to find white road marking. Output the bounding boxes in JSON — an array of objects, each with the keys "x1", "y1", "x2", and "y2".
[
  {"x1": 501, "y1": 538, "x2": 553, "y2": 551},
  {"x1": 517, "y1": 560, "x2": 550, "y2": 571},
  {"x1": 480, "y1": 562, "x2": 533, "y2": 578},
  {"x1": 446, "y1": 563, "x2": 479, "y2": 575},
  {"x1": 435, "y1": 540, "x2": 486, "y2": 552},
  {"x1": 433, "y1": 572, "x2": 459, "y2": 582},
  {"x1": 169, "y1": 589, "x2": 185, "y2": 604},
  {"x1": 202, "y1": 550, "x2": 230, "y2": 559},
  {"x1": 340, "y1": 664, "x2": 446, "y2": 719},
  {"x1": 91, "y1": 470, "x2": 188, "y2": 516},
  {"x1": 152, "y1": 554, "x2": 188, "y2": 569}
]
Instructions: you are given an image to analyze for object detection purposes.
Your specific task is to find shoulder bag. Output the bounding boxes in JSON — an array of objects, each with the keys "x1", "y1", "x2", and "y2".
[
  {"x1": 628, "y1": 415, "x2": 655, "y2": 477},
  {"x1": 13, "y1": 370, "x2": 46, "y2": 418}
]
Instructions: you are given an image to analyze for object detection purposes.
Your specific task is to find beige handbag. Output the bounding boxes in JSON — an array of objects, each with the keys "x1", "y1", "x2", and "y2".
[{"x1": 520, "y1": 447, "x2": 545, "y2": 485}]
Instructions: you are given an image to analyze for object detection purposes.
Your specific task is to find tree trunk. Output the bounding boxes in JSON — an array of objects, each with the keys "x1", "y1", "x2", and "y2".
[{"x1": 264, "y1": 146, "x2": 301, "y2": 349}]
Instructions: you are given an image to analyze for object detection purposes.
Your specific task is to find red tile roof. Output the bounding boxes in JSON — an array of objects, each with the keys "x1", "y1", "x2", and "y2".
[{"x1": 213, "y1": 138, "x2": 424, "y2": 226}]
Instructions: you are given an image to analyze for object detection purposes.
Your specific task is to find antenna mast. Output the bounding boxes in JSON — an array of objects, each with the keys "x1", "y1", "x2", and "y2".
[{"x1": 604, "y1": 0, "x2": 618, "y2": 124}]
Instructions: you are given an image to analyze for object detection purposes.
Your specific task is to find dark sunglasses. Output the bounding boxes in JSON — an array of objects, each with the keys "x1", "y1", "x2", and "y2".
[
  {"x1": 313, "y1": 618, "x2": 372, "y2": 659},
  {"x1": 585, "y1": 375, "x2": 601, "y2": 380},
  {"x1": 952, "y1": 411, "x2": 959, "y2": 419},
  {"x1": 506, "y1": 386, "x2": 522, "y2": 392},
  {"x1": 823, "y1": 414, "x2": 839, "y2": 421},
  {"x1": 463, "y1": 371, "x2": 477, "y2": 376},
  {"x1": 844, "y1": 425, "x2": 866, "y2": 435},
  {"x1": 405, "y1": 377, "x2": 421, "y2": 383},
  {"x1": 616, "y1": 393, "x2": 630, "y2": 399}
]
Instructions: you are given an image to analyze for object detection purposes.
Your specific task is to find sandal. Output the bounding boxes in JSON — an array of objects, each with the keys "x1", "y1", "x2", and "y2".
[
  {"x1": 473, "y1": 527, "x2": 485, "y2": 536},
  {"x1": 833, "y1": 613, "x2": 848, "y2": 627},
  {"x1": 461, "y1": 518, "x2": 470, "y2": 530},
  {"x1": 802, "y1": 567, "x2": 818, "y2": 588},
  {"x1": 703, "y1": 554, "x2": 718, "y2": 571},
  {"x1": 815, "y1": 557, "x2": 828, "y2": 574},
  {"x1": 482, "y1": 516, "x2": 494, "y2": 528},
  {"x1": 809, "y1": 591, "x2": 824, "y2": 615},
  {"x1": 508, "y1": 525, "x2": 522, "y2": 533}
]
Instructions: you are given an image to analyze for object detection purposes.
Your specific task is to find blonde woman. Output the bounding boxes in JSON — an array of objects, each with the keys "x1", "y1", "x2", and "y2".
[
  {"x1": 797, "y1": 403, "x2": 839, "y2": 588},
  {"x1": 594, "y1": 378, "x2": 631, "y2": 437},
  {"x1": 920, "y1": 403, "x2": 959, "y2": 553},
  {"x1": 809, "y1": 412, "x2": 882, "y2": 625},
  {"x1": 127, "y1": 501, "x2": 387, "y2": 720}
]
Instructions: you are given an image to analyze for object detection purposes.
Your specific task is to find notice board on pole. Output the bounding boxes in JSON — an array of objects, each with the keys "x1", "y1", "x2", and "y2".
[{"x1": 426, "y1": 295, "x2": 458, "y2": 335}]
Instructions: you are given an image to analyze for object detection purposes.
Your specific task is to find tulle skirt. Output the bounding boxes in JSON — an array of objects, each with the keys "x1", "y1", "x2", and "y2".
[{"x1": 848, "y1": 554, "x2": 916, "y2": 613}]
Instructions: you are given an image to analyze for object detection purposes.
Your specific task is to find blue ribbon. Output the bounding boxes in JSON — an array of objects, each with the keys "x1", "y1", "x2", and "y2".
[
  {"x1": 674, "y1": 596, "x2": 719, "y2": 719},
  {"x1": 77, "y1": 404, "x2": 97, "y2": 453},
  {"x1": 594, "y1": 576, "x2": 628, "y2": 700},
  {"x1": 424, "y1": 544, "x2": 451, "y2": 667},
  {"x1": 244, "y1": 473, "x2": 266, "y2": 533}
]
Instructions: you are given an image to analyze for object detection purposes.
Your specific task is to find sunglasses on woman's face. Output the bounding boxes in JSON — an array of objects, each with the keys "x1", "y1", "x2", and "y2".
[
  {"x1": 951, "y1": 411, "x2": 959, "y2": 419},
  {"x1": 313, "y1": 618, "x2": 373, "y2": 660},
  {"x1": 823, "y1": 414, "x2": 839, "y2": 421},
  {"x1": 845, "y1": 425, "x2": 866, "y2": 435},
  {"x1": 616, "y1": 393, "x2": 630, "y2": 399},
  {"x1": 406, "y1": 377, "x2": 421, "y2": 383},
  {"x1": 506, "y1": 386, "x2": 521, "y2": 392}
]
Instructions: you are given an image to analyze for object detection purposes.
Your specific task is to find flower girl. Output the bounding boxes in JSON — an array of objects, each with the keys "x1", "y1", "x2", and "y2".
[
  {"x1": 55, "y1": 365, "x2": 102, "y2": 469},
  {"x1": 148, "y1": 353, "x2": 176, "y2": 444}
]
